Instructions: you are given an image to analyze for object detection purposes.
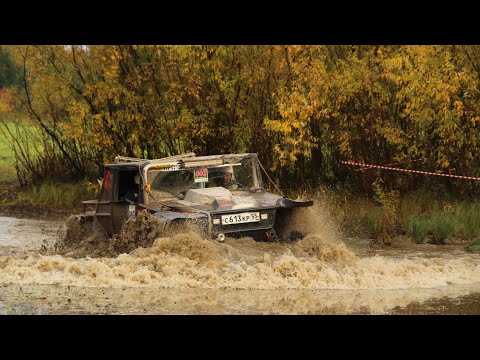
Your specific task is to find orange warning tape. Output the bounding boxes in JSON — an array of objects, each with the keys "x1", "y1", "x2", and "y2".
[
  {"x1": 341, "y1": 161, "x2": 480, "y2": 181},
  {"x1": 354, "y1": 158, "x2": 426, "y2": 171}
]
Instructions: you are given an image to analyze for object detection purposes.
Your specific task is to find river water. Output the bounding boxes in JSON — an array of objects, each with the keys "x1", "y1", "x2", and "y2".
[{"x1": 1, "y1": 213, "x2": 480, "y2": 315}]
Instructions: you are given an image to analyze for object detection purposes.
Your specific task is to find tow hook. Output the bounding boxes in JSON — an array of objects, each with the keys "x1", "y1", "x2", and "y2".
[
  {"x1": 217, "y1": 233, "x2": 225, "y2": 242},
  {"x1": 265, "y1": 230, "x2": 277, "y2": 241}
]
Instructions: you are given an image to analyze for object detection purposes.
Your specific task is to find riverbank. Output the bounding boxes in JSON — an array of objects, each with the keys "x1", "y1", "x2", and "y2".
[
  {"x1": 0, "y1": 203, "x2": 73, "y2": 221},
  {"x1": 0, "y1": 184, "x2": 74, "y2": 221},
  {"x1": 1, "y1": 179, "x2": 480, "y2": 252}
]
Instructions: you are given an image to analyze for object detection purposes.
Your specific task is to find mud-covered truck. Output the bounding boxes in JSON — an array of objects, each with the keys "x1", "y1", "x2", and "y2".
[{"x1": 79, "y1": 153, "x2": 313, "y2": 242}]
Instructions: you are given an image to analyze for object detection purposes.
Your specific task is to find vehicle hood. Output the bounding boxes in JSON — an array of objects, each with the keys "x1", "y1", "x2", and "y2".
[{"x1": 157, "y1": 187, "x2": 289, "y2": 212}]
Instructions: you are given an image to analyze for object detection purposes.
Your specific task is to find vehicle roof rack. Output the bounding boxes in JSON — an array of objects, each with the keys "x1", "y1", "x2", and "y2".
[
  {"x1": 114, "y1": 156, "x2": 145, "y2": 163},
  {"x1": 114, "y1": 152, "x2": 196, "y2": 164}
]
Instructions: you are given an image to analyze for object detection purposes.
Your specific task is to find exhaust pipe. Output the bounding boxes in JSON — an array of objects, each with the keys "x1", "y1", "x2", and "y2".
[{"x1": 217, "y1": 233, "x2": 225, "y2": 242}]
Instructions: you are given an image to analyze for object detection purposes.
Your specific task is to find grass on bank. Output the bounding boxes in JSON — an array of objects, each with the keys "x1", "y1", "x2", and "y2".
[
  {"x1": 4, "y1": 181, "x2": 99, "y2": 211},
  {"x1": 0, "y1": 161, "x2": 17, "y2": 185},
  {"x1": 1, "y1": 128, "x2": 97, "y2": 212},
  {"x1": 252, "y1": 186, "x2": 480, "y2": 245},
  {"x1": 319, "y1": 189, "x2": 480, "y2": 245},
  {"x1": 0, "y1": 127, "x2": 17, "y2": 185},
  {"x1": 1, "y1": 120, "x2": 45, "y2": 185}
]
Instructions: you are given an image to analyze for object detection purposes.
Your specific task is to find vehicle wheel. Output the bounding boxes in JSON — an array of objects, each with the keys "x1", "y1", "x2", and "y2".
[
  {"x1": 113, "y1": 211, "x2": 167, "y2": 254},
  {"x1": 274, "y1": 208, "x2": 305, "y2": 242},
  {"x1": 285, "y1": 230, "x2": 305, "y2": 241},
  {"x1": 92, "y1": 217, "x2": 107, "y2": 238},
  {"x1": 55, "y1": 215, "x2": 95, "y2": 254}
]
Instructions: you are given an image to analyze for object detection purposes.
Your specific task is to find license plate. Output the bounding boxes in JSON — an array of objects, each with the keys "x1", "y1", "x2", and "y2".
[{"x1": 221, "y1": 212, "x2": 260, "y2": 225}]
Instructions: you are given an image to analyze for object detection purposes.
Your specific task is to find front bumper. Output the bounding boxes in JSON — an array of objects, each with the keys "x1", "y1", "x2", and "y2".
[{"x1": 210, "y1": 207, "x2": 276, "y2": 236}]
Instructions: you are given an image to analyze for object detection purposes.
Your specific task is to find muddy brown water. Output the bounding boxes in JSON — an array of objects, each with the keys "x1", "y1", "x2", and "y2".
[{"x1": 1, "y1": 211, "x2": 480, "y2": 315}]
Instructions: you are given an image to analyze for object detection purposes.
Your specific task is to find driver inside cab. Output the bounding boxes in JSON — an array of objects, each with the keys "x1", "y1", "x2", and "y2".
[{"x1": 216, "y1": 165, "x2": 238, "y2": 190}]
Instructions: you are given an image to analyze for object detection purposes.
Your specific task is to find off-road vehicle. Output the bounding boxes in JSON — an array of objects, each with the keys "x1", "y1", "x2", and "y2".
[{"x1": 79, "y1": 153, "x2": 313, "y2": 242}]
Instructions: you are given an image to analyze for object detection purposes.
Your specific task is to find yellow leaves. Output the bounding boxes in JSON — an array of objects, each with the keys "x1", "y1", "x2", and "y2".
[
  {"x1": 265, "y1": 113, "x2": 317, "y2": 169},
  {"x1": 453, "y1": 100, "x2": 465, "y2": 118},
  {"x1": 468, "y1": 116, "x2": 480, "y2": 127},
  {"x1": 338, "y1": 138, "x2": 352, "y2": 158},
  {"x1": 453, "y1": 100, "x2": 463, "y2": 110},
  {"x1": 0, "y1": 88, "x2": 14, "y2": 114},
  {"x1": 378, "y1": 125, "x2": 404, "y2": 147},
  {"x1": 6, "y1": 44, "x2": 480, "y2": 190}
]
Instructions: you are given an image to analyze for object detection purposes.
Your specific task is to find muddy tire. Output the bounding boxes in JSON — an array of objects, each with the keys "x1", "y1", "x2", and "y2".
[
  {"x1": 54, "y1": 214, "x2": 107, "y2": 256},
  {"x1": 111, "y1": 212, "x2": 168, "y2": 254},
  {"x1": 274, "y1": 208, "x2": 306, "y2": 242},
  {"x1": 91, "y1": 217, "x2": 107, "y2": 238}
]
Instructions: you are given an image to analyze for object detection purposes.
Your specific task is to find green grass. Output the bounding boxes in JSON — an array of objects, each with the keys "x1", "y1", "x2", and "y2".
[
  {"x1": 405, "y1": 215, "x2": 430, "y2": 243},
  {"x1": 314, "y1": 188, "x2": 480, "y2": 244},
  {"x1": 398, "y1": 192, "x2": 480, "y2": 244},
  {"x1": 12, "y1": 181, "x2": 98, "y2": 210},
  {"x1": 1, "y1": 121, "x2": 90, "y2": 211},
  {"x1": 0, "y1": 133, "x2": 13, "y2": 159},
  {"x1": 0, "y1": 163, "x2": 17, "y2": 185},
  {"x1": 0, "y1": 128, "x2": 17, "y2": 185},
  {"x1": 0, "y1": 121, "x2": 44, "y2": 185}
]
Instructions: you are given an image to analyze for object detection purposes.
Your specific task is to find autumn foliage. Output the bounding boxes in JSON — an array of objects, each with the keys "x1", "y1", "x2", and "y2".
[{"x1": 2, "y1": 45, "x2": 480, "y2": 197}]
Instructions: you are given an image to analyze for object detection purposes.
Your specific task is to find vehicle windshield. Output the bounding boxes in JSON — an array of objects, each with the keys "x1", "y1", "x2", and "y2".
[{"x1": 145, "y1": 155, "x2": 263, "y2": 201}]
